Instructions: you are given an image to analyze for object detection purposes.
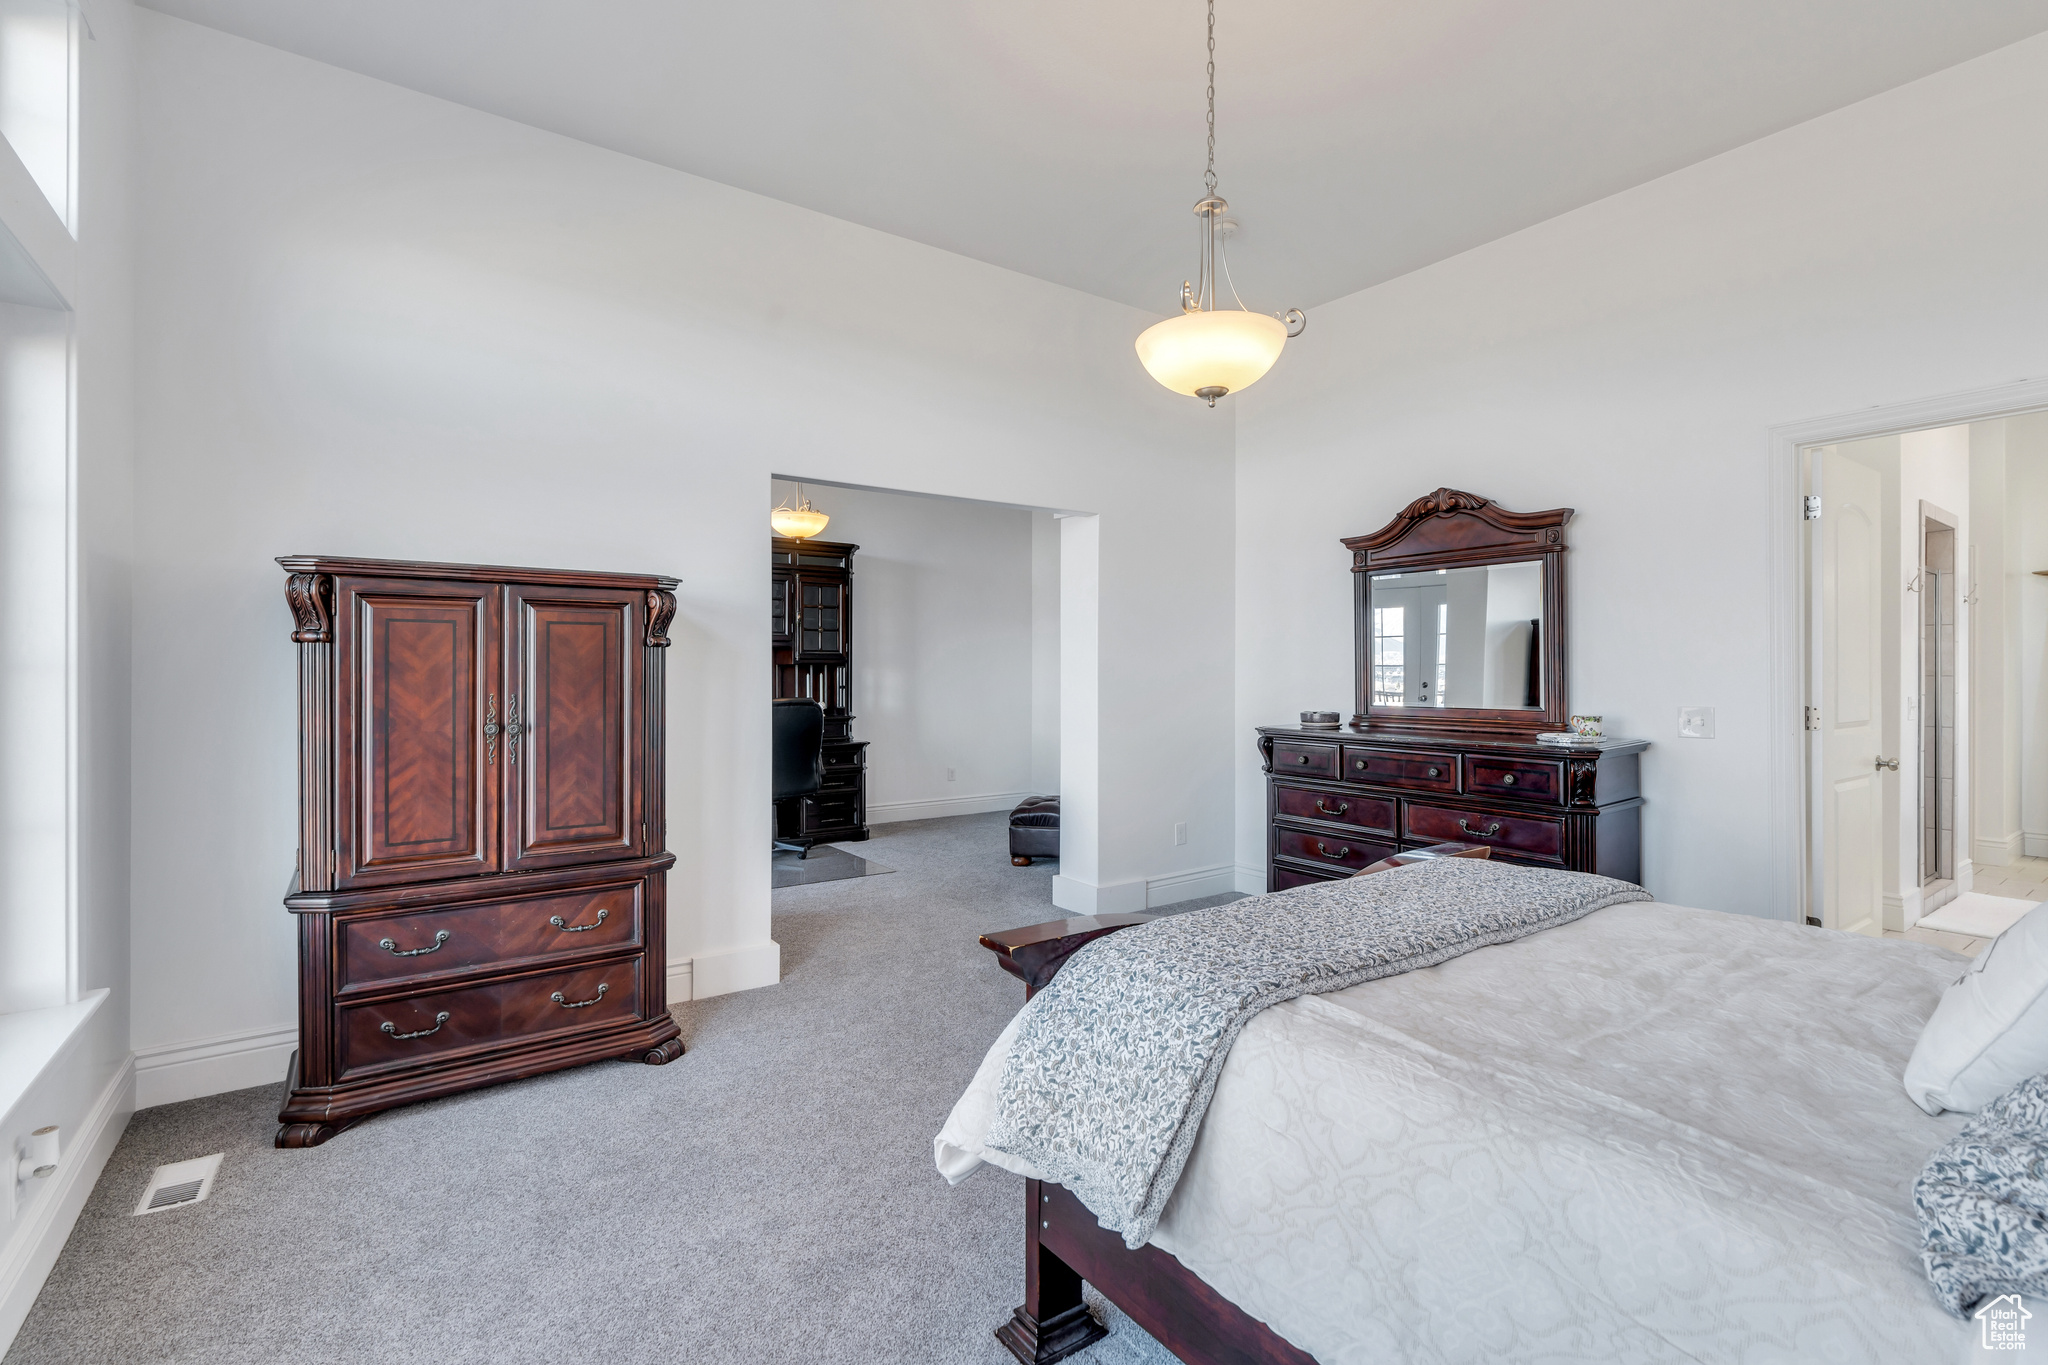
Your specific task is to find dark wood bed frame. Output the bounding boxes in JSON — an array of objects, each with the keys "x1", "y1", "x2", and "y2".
[{"x1": 975, "y1": 843, "x2": 1489, "y2": 1364}]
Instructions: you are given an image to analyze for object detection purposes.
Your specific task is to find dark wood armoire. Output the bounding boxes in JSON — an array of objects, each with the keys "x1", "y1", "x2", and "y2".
[
  {"x1": 772, "y1": 537, "x2": 869, "y2": 846},
  {"x1": 275, "y1": 556, "x2": 685, "y2": 1148}
]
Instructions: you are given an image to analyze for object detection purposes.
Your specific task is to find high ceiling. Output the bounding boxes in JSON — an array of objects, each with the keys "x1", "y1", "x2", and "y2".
[{"x1": 138, "y1": 0, "x2": 2048, "y2": 314}]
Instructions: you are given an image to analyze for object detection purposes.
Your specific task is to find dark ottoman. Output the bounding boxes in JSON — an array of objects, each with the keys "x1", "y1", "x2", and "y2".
[{"x1": 1009, "y1": 795, "x2": 1060, "y2": 866}]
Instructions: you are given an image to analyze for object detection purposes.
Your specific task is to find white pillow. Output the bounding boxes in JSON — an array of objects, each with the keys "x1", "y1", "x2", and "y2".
[{"x1": 1905, "y1": 903, "x2": 2048, "y2": 1115}]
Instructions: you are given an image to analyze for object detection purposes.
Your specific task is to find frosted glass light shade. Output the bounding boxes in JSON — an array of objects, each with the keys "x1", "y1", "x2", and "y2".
[
  {"x1": 771, "y1": 506, "x2": 830, "y2": 538},
  {"x1": 1135, "y1": 309, "x2": 1288, "y2": 400}
]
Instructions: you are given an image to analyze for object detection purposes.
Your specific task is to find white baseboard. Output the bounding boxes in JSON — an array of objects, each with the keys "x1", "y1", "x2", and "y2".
[
  {"x1": 2026, "y1": 832, "x2": 2048, "y2": 860},
  {"x1": 0, "y1": 1054, "x2": 132, "y2": 1357},
  {"x1": 666, "y1": 958, "x2": 693, "y2": 1005},
  {"x1": 1976, "y1": 832, "x2": 2021, "y2": 866},
  {"x1": 1234, "y1": 864, "x2": 1266, "y2": 896},
  {"x1": 134, "y1": 1025, "x2": 295, "y2": 1110},
  {"x1": 866, "y1": 791, "x2": 1033, "y2": 825},
  {"x1": 1884, "y1": 893, "x2": 1908, "y2": 933},
  {"x1": 1051, "y1": 874, "x2": 1147, "y2": 915},
  {"x1": 689, "y1": 940, "x2": 781, "y2": 999},
  {"x1": 1959, "y1": 860, "x2": 1976, "y2": 894},
  {"x1": 1145, "y1": 865, "x2": 1238, "y2": 908}
]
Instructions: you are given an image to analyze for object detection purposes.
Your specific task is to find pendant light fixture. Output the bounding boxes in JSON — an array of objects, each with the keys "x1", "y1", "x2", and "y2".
[
  {"x1": 770, "y1": 484, "x2": 831, "y2": 539},
  {"x1": 1135, "y1": 0, "x2": 1304, "y2": 407}
]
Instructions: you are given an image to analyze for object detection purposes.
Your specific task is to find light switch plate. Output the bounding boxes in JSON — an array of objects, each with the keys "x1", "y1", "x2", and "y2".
[{"x1": 1678, "y1": 707, "x2": 1715, "y2": 739}]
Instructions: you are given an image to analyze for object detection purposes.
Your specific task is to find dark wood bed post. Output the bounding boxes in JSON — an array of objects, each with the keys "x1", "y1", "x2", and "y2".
[
  {"x1": 974, "y1": 848, "x2": 1489, "y2": 1365},
  {"x1": 995, "y1": 1175, "x2": 1106, "y2": 1363}
]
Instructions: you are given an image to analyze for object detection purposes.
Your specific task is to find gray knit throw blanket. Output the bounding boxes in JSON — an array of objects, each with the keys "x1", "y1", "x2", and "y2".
[{"x1": 982, "y1": 858, "x2": 1652, "y2": 1248}]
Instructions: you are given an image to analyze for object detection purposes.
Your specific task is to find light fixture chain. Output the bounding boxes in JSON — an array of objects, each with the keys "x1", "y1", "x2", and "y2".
[{"x1": 1204, "y1": 0, "x2": 1216, "y2": 194}]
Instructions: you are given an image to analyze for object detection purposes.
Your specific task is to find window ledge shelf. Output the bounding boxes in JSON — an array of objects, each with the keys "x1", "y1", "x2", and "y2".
[{"x1": 0, "y1": 990, "x2": 106, "y2": 1124}]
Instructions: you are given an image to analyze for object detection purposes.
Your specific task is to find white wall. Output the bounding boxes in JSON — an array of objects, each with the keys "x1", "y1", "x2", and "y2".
[
  {"x1": 1030, "y1": 511, "x2": 1060, "y2": 796},
  {"x1": 1235, "y1": 30, "x2": 2048, "y2": 912},
  {"x1": 1972, "y1": 419, "x2": 2023, "y2": 866},
  {"x1": 127, "y1": 12, "x2": 1235, "y2": 1099},
  {"x1": 1897, "y1": 424, "x2": 1971, "y2": 915},
  {"x1": 2012, "y1": 413, "x2": 2048, "y2": 857},
  {"x1": 769, "y1": 479, "x2": 1047, "y2": 825}
]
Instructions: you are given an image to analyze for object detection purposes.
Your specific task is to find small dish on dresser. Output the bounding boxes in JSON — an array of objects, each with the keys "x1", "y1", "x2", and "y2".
[{"x1": 1298, "y1": 710, "x2": 1343, "y2": 731}]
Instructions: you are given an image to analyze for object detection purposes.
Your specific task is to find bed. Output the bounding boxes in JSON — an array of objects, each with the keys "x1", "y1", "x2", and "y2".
[{"x1": 939, "y1": 871, "x2": 1975, "y2": 1364}]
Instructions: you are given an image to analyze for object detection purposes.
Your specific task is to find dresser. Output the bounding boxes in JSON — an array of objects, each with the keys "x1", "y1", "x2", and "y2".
[
  {"x1": 1258, "y1": 728, "x2": 1645, "y2": 891},
  {"x1": 772, "y1": 537, "x2": 869, "y2": 847},
  {"x1": 275, "y1": 556, "x2": 685, "y2": 1148},
  {"x1": 1260, "y1": 487, "x2": 1648, "y2": 893}
]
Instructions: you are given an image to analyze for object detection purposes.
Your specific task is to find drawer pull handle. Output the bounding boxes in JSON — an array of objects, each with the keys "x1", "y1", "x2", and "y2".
[
  {"x1": 381, "y1": 1012, "x2": 450, "y2": 1040},
  {"x1": 551, "y1": 983, "x2": 610, "y2": 1009},
  {"x1": 1295, "y1": 754, "x2": 1310, "y2": 764},
  {"x1": 1355, "y1": 760, "x2": 1368, "y2": 770},
  {"x1": 1427, "y1": 767, "x2": 1441, "y2": 778},
  {"x1": 1314, "y1": 798, "x2": 1349, "y2": 816},
  {"x1": 1314, "y1": 841, "x2": 1351, "y2": 861},
  {"x1": 1501, "y1": 774, "x2": 1517, "y2": 785},
  {"x1": 549, "y1": 908, "x2": 610, "y2": 933},
  {"x1": 378, "y1": 930, "x2": 451, "y2": 958},
  {"x1": 1458, "y1": 819, "x2": 1504, "y2": 838}
]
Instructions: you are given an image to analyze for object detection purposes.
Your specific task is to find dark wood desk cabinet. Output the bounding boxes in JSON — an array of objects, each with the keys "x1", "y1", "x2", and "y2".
[
  {"x1": 275, "y1": 557, "x2": 686, "y2": 1148},
  {"x1": 773, "y1": 537, "x2": 869, "y2": 845},
  {"x1": 1258, "y1": 728, "x2": 1647, "y2": 892}
]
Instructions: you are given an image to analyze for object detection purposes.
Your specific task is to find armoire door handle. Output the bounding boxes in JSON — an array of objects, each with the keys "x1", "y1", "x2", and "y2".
[
  {"x1": 505, "y1": 694, "x2": 523, "y2": 760},
  {"x1": 484, "y1": 692, "x2": 499, "y2": 764}
]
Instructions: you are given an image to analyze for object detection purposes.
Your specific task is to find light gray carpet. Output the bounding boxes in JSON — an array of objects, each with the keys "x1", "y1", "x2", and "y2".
[{"x1": 6, "y1": 813, "x2": 1239, "y2": 1365}]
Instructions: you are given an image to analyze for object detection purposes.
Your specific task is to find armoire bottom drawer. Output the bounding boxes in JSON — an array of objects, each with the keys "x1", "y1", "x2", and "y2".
[
  {"x1": 338, "y1": 959, "x2": 643, "y2": 1079},
  {"x1": 1403, "y1": 803, "x2": 1564, "y2": 860},
  {"x1": 1273, "y1": 827, "x2": 1396, "y2": 873},
  {"x1": 338, "y1": 883, "x2": 643, "y2": 994}
]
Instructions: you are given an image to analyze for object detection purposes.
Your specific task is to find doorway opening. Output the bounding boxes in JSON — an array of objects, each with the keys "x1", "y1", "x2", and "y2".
[
  {"x1": 767, "y1": 476, "x2": 1065, "y2": 889},
  {"x1": 1801, "y1": 409, "x2": 2048, "y2": 955}
]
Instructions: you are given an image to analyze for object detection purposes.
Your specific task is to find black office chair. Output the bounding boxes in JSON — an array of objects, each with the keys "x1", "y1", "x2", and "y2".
[{"x1": 772, "y1": 698, "x2": 826, "y2": 858}]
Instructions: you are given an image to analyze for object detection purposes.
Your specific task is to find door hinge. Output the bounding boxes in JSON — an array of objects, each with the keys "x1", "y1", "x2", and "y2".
[
  {"x1": 1802, "y1": 494, "x2": 1821, "y2": 520},
  {"x1": 1804, "y1": 705, "x2": 1820, "y2": 730}
]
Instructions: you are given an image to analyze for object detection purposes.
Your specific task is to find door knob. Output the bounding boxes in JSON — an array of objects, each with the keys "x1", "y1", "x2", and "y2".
[{"x1": 1875, "y1": 756, "x2": 1900, "y2": 771}]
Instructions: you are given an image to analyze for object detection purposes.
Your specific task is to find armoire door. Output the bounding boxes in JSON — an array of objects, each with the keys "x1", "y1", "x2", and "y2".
[
  {"x1": 334, "y1": 577, "x2": 501, "y2": 888},
  {"x1": 795, "y1": 575, "x2": 846, "y2": 661},
  {"x1": 503, "y1": 584, "x2": 644, "y2": 871}
]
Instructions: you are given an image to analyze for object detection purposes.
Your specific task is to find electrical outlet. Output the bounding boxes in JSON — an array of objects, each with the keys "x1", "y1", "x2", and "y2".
[
  {"x1": 1678, "y1": 707, "x2": 1715, "y2": 739},
  {"x1": 1173, "y1": 822, "x2": 1187, "y2": 847},
  {"x1": 945, "y1": 768, "x2": 955, "y2": 782}
]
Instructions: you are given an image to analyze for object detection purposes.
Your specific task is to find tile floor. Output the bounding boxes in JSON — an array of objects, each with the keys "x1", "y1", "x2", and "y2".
[{"x1": 1878, "y1": 854, "x2": 2048, "y2": 959}]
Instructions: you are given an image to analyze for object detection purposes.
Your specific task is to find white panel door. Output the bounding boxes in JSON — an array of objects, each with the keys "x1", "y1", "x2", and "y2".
[{"x1": 1814, "y1": 451, "x2": 1887, "y2": 936}]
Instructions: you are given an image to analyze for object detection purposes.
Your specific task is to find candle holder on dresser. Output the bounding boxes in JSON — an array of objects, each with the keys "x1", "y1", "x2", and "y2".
[
  {"x1": 1258, "y1": 488, "x2": 1647, "y2": 893},
  {"x1": 274, "y1": 556, "x2": 686, "y2": 1148}
]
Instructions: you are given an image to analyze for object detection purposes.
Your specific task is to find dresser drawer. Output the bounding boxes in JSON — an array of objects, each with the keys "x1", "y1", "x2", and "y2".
[
  {"x1": 1274, "y1": 827, "x2": 1396, "y2": 873},
  {"x1": 1404, "y1": 802, "x2": 1564, "y2": 861},
  {"x1": 1463, "y1": 756, "x2": 1564, "y2": 804},
  {"x1": 1271, "y1": 861, "x2": 1352, "y2": 892},
  {"x1": 1341, "y1": 745, "x2": 1459, "y2": 793},
  {"x1": 1271, "y1": 741, "x2": 1338, "y2": 779},
  {"x1": 338, "y1": 960, "x2": 643, "y2": 1079},
  {"x1": 339, "y1": 883, "x2": 643, "y2": 994},
  {"x1": 1273, "y1": 784, "x2": 1395, "y2": 834}
]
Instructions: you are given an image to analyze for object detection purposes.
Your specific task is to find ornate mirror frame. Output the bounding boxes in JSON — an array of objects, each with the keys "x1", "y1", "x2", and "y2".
[{"x1": 1343, "y1": 488, "x2": 1573, "y2": 736}]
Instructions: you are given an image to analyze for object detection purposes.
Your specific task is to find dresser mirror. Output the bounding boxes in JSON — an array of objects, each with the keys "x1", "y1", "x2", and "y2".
[
  {"x1": 1366, "y1": 560, "x2": 1547, "y2": 710},
  {"x1": 1343, "y1": 489, "x2": 1573, "y2": 735}
]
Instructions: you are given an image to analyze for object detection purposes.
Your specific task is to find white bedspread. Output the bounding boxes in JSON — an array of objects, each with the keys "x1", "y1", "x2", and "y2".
[{"x1": 938, "y1": 902, "x2": 1977, "y2": 1363}]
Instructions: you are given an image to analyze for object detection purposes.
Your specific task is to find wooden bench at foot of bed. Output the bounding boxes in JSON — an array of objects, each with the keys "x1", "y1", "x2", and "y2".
[{"x1": 975, "y1": 841, "x2": 1491, "y2": 1365}]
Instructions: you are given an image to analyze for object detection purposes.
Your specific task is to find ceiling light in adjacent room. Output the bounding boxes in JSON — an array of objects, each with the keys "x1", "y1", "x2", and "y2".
[
  {"x1": 1136, "y1": 0, "x2": 1305, "y2": 407},
  {"x1": 771, "y1": 486, "x2": 830, "y2": 539}
]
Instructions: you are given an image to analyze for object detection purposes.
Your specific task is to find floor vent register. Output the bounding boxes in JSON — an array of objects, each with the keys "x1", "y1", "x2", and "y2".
[{"x1": 133, "y1": 1154, "x2": 223, "y2": 1216}]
